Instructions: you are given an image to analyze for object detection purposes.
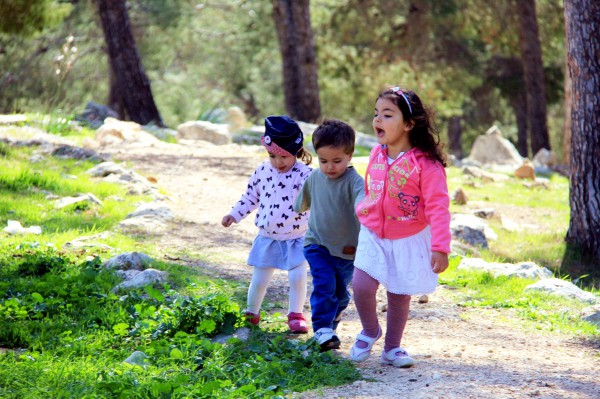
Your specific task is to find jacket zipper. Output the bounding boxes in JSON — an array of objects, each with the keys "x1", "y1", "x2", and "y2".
[{"x1": 379, "y1": 148, "x2": 389, "y2": 238}]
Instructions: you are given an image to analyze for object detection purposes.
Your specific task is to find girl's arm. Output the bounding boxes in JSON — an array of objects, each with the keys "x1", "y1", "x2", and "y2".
[
  {"x1": 228, "y1": 167, "x2": 262, "y2": 223},
  {"x1": 421, "y1": 162, "x2": 451, "y2": 254}
]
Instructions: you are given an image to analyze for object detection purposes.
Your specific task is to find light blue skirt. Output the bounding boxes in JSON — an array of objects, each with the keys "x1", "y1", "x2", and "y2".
[{"x1": 247, "y1": 235, "x2": 306, "y2": 270}]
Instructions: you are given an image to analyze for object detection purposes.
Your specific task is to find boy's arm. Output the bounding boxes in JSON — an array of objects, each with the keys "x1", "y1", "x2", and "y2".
[
  {"x1": 352, "y1": 174, "x2": 366, "y2": 207},
  {"x1": 293, "y1": 173, "x2": 312, "y2": 213}
]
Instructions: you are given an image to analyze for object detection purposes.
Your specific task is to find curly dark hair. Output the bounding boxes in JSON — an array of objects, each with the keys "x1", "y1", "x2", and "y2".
[{"x1": 378, "y1": 87, "x2": 447, "y2": 167}]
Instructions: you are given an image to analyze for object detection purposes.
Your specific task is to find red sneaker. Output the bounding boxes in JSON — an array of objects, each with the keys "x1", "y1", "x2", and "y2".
[
  {"x1": 287, "y1": 312, "x2": 309, "y2": 333},
  {"x1": 244, "y1": 311, "x2": 260, "y2": 325}
]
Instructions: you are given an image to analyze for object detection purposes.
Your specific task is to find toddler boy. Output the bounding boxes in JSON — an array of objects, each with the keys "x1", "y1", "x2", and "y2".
[{"x1": 294, "y1": 119, "x2": 365, "y2": 351}]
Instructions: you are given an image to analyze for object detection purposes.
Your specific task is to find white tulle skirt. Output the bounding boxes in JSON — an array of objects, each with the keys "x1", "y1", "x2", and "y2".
[{"x1": 354, "y1": 225, "x2": 438, "y2": 295}]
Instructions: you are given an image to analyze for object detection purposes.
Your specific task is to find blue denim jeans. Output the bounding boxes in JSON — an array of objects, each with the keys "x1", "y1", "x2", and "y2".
[{"x1": 304, "y1": 244, "x2": 355, "y2": 331}]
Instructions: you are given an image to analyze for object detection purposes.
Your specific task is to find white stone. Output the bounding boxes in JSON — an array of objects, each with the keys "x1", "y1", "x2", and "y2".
[
  {"x1": 112, "y1": 268, "x2": 167, "y2": 292},
  {"x1": 55, "y1": 193, "x2": 103, "y2": 209},
  {"x1": 3, "y1": 220, "x2": 42, "y2": 235},
  {"x1": 525, "y1": 278, "x2": 598, "y2": 303},
  {"x1": 87, "y1": 162, "x2": 127, "y2": 177}
]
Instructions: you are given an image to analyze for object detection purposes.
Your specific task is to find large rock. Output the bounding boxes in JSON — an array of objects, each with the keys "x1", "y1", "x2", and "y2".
[
  {"x1": 450, "y1": 214, "x2": 497, "y2": 249},
  {"x1": 458, "y1": 258, "x2": 553, "y2": 280},
  {"x1": 95, "y1": 117, "x2": 161, "y2": 147},
  {"x1": 464, "y1": 126, "x2": 523, "y2": 167},
  {"x1": 111, "y1": 268, "x2": 167, "y2": 292},
  {"x1": 581, "y1": 305, "x2": 600, "y2": 327},
  {"x1": 532, "y1": 148, "x2": 558, "y2": 168},
  {"x1": 525, "y1": 278, "x2": 599, "y2": 303},
  {"x1": 514, "y1": 159, "x2": 536, "y2": 180},
  {"x1": 104, "y1": 252, "x2": 155, "y2": 271},
  {"x1": 176, "y1": 121, "x2": 231, "y2": 144}
]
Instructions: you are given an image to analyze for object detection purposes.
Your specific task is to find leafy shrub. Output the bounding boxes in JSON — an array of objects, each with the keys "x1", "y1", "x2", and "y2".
[{"x1": 120, "y1": 287, "x2": 241, "y2": 339}]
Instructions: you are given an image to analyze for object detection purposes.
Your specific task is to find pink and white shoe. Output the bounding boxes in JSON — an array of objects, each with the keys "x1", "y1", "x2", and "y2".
[
  {"x1": 380, "y1": 347, "x2": 414, "y2": 368},
  {"x1": 244, "y1": 311, "x2": 260, "y2": 325},
  {"x1": 287, "y1": 312, "x2": 309, "y2": 333}
]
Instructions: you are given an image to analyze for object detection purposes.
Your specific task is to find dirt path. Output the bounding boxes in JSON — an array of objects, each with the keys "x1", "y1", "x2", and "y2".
[{"x1": 107, "y1": 140, "x2": 599, "y2": 399}]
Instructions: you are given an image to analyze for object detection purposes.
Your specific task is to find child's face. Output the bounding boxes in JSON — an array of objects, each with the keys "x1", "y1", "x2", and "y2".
[
  {"x1": 316, "y1": 145, "x2": 352, "y2": 179},
  {"x1": 268, "y1": 152, "x2": 296, "y2": 173},
  {"x1": 373, "y1": 97, "x2": 413, "y2": 152}
]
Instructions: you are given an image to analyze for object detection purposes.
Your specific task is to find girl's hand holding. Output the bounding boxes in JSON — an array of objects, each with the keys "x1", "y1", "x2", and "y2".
[
  {"x1": 431, "y1": 251, "x2": 449, "y2": 274},
  {"x1": 221, "y1": 214, "x2": 236, "y2": 227}
]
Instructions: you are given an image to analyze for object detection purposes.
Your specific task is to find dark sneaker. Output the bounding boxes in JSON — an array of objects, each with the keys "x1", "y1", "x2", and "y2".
[{"x1": 314, "y1": 327, "x2": 341, "y2": 352}]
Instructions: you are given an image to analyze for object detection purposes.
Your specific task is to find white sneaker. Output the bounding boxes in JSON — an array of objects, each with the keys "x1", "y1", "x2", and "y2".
[
  {"x1": 380, "y1": 347, "x2": 414, "y2": 368},
  {"x1": 314, "y1": 327, "x2": 340, "y2": 352}
]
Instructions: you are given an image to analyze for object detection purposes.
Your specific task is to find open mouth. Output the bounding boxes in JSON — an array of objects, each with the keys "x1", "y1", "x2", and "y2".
[{"x1": 375, "y1": 128, "x2": 385, "y2": 137}]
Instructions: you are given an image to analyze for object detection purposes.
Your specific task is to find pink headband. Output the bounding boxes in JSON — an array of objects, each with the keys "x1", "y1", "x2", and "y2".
[
  {"x1": 261, "y1": 135, "x2": 294, "y2": 156},
  {"x1": 389, "y1": 86, "x2": 413, "y2": 116}
]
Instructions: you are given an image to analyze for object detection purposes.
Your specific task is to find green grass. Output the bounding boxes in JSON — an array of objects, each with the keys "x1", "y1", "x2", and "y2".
[
  {"x1": 441, "y1": 255, "x2": 599, "y2": 338},
  {"x1": 445, "y1": 167, "x2": 576, "y2": 275},
  {"x1": 0, "y1": 246, "x2": 360, "y2": 398},
  {"x1": 0, "y1": 143, "x2": 151, "y2": 247}
]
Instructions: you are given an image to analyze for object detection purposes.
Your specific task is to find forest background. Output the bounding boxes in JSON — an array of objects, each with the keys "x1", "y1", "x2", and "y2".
[
  {"x1": 1, "y1": 0, "x2": 598, "y2": 271},
  {"x1": 0, "y1": 0, "x2": 567, "y2": 160}
]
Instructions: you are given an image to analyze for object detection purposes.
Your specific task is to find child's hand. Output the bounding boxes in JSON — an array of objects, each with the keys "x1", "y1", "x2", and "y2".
[
  {"x1": 221, "y1": 215, "x2": 236, "y2": 227},
  {"x1": 431, "y1": 251, "x2": 449, "y2": 274}
]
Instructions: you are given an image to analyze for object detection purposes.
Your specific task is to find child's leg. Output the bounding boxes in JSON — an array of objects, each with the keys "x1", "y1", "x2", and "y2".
[
  {"x1": 384, "y1": 292, "x2": 411, "y2": 352},
  {"x1": 304, "y1": 244, "x2": 338, "y2": 331},
  {"x1": 333, "y1": 259, "x2": 355, "y2": 325},
  {"x1": 287, "y1": 261, "x2": 307, "y2": 314},
  {"x1": 352, "y1": 268, "x2": 380, "y2": 342},
  {"x1": 247, "y1": 267, "x2": 275, "y2": 314}
]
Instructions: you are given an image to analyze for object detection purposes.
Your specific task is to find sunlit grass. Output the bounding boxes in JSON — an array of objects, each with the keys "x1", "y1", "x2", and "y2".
[
  {"x1": 441, "y1": 256, "x2": 599, "y2": 338},
  {"x1": 0, "y1": 145, "x2": 152, "y2": 243}
]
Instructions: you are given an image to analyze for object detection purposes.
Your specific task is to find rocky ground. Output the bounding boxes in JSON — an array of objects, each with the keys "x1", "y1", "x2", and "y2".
[{"x1": 101, "y1": 138, "x2": 599, "y2": 399}]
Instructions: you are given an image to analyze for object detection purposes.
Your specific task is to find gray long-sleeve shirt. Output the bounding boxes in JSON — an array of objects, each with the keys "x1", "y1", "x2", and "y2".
[{"x1": 294, "y1": 167, "x2": 365, "y2": 260}]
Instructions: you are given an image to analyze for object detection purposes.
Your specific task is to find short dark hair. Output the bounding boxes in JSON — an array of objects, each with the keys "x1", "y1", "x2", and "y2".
[{"x1": 312, "y1": 119, "x2": 356, "y2": 155}]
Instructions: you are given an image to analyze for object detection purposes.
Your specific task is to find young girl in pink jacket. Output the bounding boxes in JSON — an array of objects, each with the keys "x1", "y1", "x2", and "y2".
[{"x1": 350, "y1": 86, "x2": 451, "y2": 368}]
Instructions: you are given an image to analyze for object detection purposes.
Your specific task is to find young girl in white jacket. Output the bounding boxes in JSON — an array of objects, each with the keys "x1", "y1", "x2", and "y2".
[{"x1": 222, "y1": 115, "x2": 312, "y2": 333}]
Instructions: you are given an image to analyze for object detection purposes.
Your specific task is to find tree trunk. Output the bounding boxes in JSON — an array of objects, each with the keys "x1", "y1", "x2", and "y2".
[
  {"x1": 516, "y1": 0, "x2": 550, "y2": 155},
  {"x1": 515, "y1": 89, "x2": 529, "y2": 158},
  {"x1": 447, "y1": 116, "x2": 462, "y2": 159},
  {"x1": 95, "y1": 0, "x2": 163, "y2": 126},
  {"x1": 108, "y1": 65, "x2": 125, "y2": 119},
  {"x1": 271, "y1": 0, "x2": 321, "y2": 123},
  {"x1": 564, "y1": 0, "x2": 600, "y2": 263},
  {"x1": 406, "y1": 0, "x2": 431, "y2": 64},
  {"x1": 562, "y1": 46, "x2": 572, "y2": 166}
]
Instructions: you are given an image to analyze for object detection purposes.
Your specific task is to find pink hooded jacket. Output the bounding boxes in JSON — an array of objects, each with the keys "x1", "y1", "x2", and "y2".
[{"x1": 355, "y1": 145, "x2": 451, "y2": 253}]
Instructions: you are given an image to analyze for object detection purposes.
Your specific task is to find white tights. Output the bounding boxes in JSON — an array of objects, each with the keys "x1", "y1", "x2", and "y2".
[{"x1": 246, "y1": 261, "x2": 307, "y2": 315}]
